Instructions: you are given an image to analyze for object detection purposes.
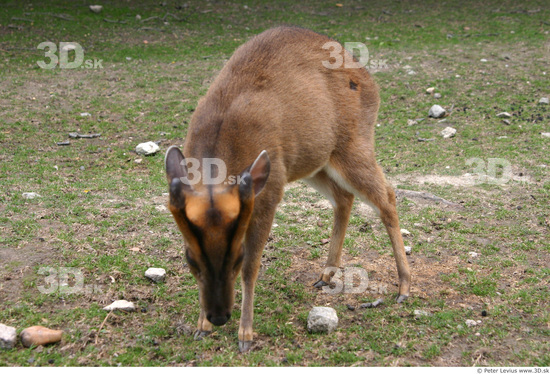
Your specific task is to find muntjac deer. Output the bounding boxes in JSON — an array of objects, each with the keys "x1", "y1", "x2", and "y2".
[{"x1": 165, "y1": 26, "x2": 411, "y2": 352}]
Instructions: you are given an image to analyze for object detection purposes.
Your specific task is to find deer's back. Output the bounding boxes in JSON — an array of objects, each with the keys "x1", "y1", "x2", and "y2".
[{"x1": 185, "y1": 26, "x2": 380, "y2": 182}]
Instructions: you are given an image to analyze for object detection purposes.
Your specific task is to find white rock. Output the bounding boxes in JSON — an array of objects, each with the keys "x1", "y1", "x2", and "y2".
[
  {"x1": 426, "y1": 87, "x2": 435, "y2": 94},
  {"x1": 145, "y1": 267, "x2": 166, "y2": 282},
  {"x1": 407, "y1": 119, "x2": 418, "y2": 126},
  {"x1": 136, "y1": 14, "x2": 142, "y2": 20},
  {"x1": 496, "y1": 112, "x2": 512, "y2": 118},
  {"x1": 135, "y1": 141, "x2": 160, "y2": 155},
  {"x1": 405, "y1": 246, "x2": 412, "y2": 255},
  {"x1": 441, "y1": 127, "x2": 457, "y2": 138},
  {"x1": 307, "y1": 307, "x2": 338, "y2": 333},
  {"x1": 80, "y1": 112, "x2": 91, "y2": 117},
  {"x1": 434, "y1": 93, "x2": 442, "y2": 99},
  {"x1": 538, "y1": 97, "x2": 549, "y2": 105},
  {"x1": 103, "y1": 300, "x2": 136, "y2": 312},
  {"x1": 469, "y1": 252, "x2": 479, "y2": 258},
  {"x1": 0, "y1": 324, "x2": 17, "y2": 349},
  {"x1": 465, "y1": 319, "x2": 477, "y2": 327},
  {"x1": 429, "y1": 105, "x2": 446, "y2": 118},
  {"x1": 414, "y1": 309, "x2": 431, "y2": 317},
  {"x1": 22, "y1": 192, "x2": 41, "y2": 199},
  {"x1": 155, "y1": 205, "x2": 167, "y2": 212},
  {"x1": 407, "y1": 70, "x2": 416, "y2": 75},
  {"x1": 400, "y1": 229, "x2": 411, "y2": 236},
  {"x1": 480, "y1": 58, "x2": 488, "y2": 62},
  {"x1": 89, "y1": 5, "x2": 103, "y2": 13},
  {"x1": 541, "y1": 133, "x2": 550, "y2": 138}
]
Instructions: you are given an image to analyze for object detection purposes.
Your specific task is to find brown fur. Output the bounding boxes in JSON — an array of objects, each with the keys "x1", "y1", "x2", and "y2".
[{"x1": 165, "y1": 26, "x2": 411, "y2": 352}]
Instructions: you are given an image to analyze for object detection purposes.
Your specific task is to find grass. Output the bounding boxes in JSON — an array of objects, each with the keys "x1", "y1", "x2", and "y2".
[{"x1": 0, "y1": 0, "x2": 549, "y2": 367}]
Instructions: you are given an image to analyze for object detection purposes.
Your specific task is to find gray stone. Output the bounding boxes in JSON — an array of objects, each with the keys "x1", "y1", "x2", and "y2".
[
  {"x1": 441, "y1": 127, "x2": 457, "y2": 138},
  {"x1": 307, "y1": 307, "x2": 338, "y2": 333},
  {"x1": 538, "y1": 97, "x2": 549, "y2": 105},
  {"x1": 541, "y1": 133, "x2": 550, "y2": 138},
  {"x1": 89, "y1": 5, "x2": 103, "y2": 13},
  {"x1": 414, "y1": 309, "x2": 432, "y2": 317},
  {"x1": 103, "y1": 300, "x2": 136, "y2": 312},
  {"x1": 135, "y1": 141, "x2": 160, "y2": 156},
  {"x1": 145, "y1": 267, "x2": 166, "y2": 282},
  {"x1": 0, "y1": 323, "x2": 17, "y2": 349},
  {"x1": 434, "y1": 93, "x2": 442, "y2": 99},
  {"x1": 22, "y1": 192, "x2": 40, "y2": 199},
  {"x1": 428, "y1": 105, "x2": 446, "y2": 118}
]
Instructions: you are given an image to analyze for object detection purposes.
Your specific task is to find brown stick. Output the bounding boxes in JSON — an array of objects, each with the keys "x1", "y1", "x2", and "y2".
[{"x1": 95, "y1": 310, "x2": 112, "y2": 344}]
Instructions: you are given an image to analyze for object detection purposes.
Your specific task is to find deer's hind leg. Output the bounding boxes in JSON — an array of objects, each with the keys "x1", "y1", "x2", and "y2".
[
  {"x1": 304, "y1": 170, "x2": 355, "y2": 288},
  {"x1": 325, "y1": 144, "x2": 411, "y2": 302}
]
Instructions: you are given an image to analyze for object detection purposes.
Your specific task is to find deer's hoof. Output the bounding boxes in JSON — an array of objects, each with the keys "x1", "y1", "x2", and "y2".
[
  {"x1": 239, "y1": 340, "x2": 253, "y2": 353},
  {"x1": 193, "y1": 330, "x2": 211, "y2": 341},
  {"x1": 396, "y1": 294, "x2": 409, "y2": 304},
  {"x1": 313, "y1": 279, "x2": 328, "y2": 288}
]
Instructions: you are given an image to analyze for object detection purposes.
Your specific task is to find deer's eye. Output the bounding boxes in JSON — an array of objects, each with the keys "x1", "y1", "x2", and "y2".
[{"x1": 185, "y1": 250, "x2": 201, "y2": 275}]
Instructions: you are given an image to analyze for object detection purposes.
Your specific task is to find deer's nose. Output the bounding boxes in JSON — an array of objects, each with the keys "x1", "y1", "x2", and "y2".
[{"x1": 207, "y1": 312, "x2": 231, "y2": 326}]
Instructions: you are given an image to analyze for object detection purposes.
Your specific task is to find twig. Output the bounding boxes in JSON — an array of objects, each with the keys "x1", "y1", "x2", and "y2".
[
  {"x1": 95, "y1": 310, "x2": 112, "y2": 344},
  {"x1": 396, "y1": 189, "x2": 462, "y2": 207},
  {"x1": 140, "y1": 16, "x2": 159, "y2": 22},
  {"x1": 49, "y1": 13, "x2": 74, "y2": 21},
  {"x1": 139, "y1": 27, "x2": 163, "y2": 31},
  {"x1": 162, "y1": 12, "x2": 184, "y2": 22},
  {"x1": 11, "y1": 17, "x2": 33, "y2": 22},
  {"x1": 103, "y1": 18, "x2": 127, "y2": 24}
]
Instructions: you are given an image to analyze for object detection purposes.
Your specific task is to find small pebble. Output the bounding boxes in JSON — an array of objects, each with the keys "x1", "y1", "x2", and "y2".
[
  {"x1": 426, "y1": 87, "x2": 435, "y2": 94},
  {"x1": 502, "y1": 119, "x2": 511, "y2": 125},
  {"x1": 307, "y1": 307, "x2": 338, "y2": 333},
  {"x1": 405, "y1": 246, "x2": 412, "y2": 255},
  {"x1": 20, "y1": 326, "x2": 63, "y2": 347},
  {"x1": 0, "y1": 324, "x2": 17, "y2": 350},
  {"x1": 465, "y1": 319, "x2": 477, "y2": 327},
  {"x1": 441, "y1": 127, "x2": 457, "y2": 138},
  {"x1": 414, "y1": 309, "x2": 432, "y2": 317},
  {"x1": 22, "y1": 192, "x2": 41, "y2": 199},
  {"x1": 89, "y1": 5, "x2": 103, "y2": 13},
  {"x1": 496, "y1": 112, "x2": 512, "y2": 118},
  {"x1": 434, "y1": 93, "x2": 442, "y2": 99},
  {"x1": 429, "y1": 105, "x2": 446, "y2": 118},
  {"x1": 136, "y1": 141, "x2": 160, "y2": 156},
  {"x1": 346, "y1": 304, "x2": 355, "y2": 311},
  {"x1": 103, "y1": 300, "x2": 136, "y2": 312},
  {"x1": 145, "y1": 267, "x2": 166, "y2": 283},
  {"x1": 481, "y1": 310, "x2": 487, "y2": 317},
  {"x1": 538, "y1": 97, "x2": 549, "y2": 105},
  {"x1": 541, "y1": 133, "x2": 550, "y2": 138},
  {"x1": 400, "y1": 229, "x2": 411, "y2": 236}
]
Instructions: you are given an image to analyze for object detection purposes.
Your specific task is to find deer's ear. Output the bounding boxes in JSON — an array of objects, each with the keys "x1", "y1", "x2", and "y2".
[
  {"x1": 165, "y1": 146, "x2": 194, "y2": 196},
  {"x1": 248, "y1": 150, "x2": 270, "y2": 197},
  {"x1": 165, "y1": 146, "x2": 186, "y2": 182}
]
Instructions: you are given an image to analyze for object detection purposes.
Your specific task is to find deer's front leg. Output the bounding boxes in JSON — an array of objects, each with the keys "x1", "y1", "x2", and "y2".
[
  {"x1": 238, "y1": 200, "x2": 279, "y2": 353},
  {"x1": 194, "y1": 301, "x2": 212, "y2": 340}
]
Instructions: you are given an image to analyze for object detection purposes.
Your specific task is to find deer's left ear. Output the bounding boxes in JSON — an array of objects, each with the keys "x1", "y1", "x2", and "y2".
[{"x1": 240, "y1": 150, "x2": 270, "y2": 197}]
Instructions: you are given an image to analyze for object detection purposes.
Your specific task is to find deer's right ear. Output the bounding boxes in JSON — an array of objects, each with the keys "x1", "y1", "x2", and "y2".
[{"x1": 165, "y1": 146, "x2": 193, "y2": 196}]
